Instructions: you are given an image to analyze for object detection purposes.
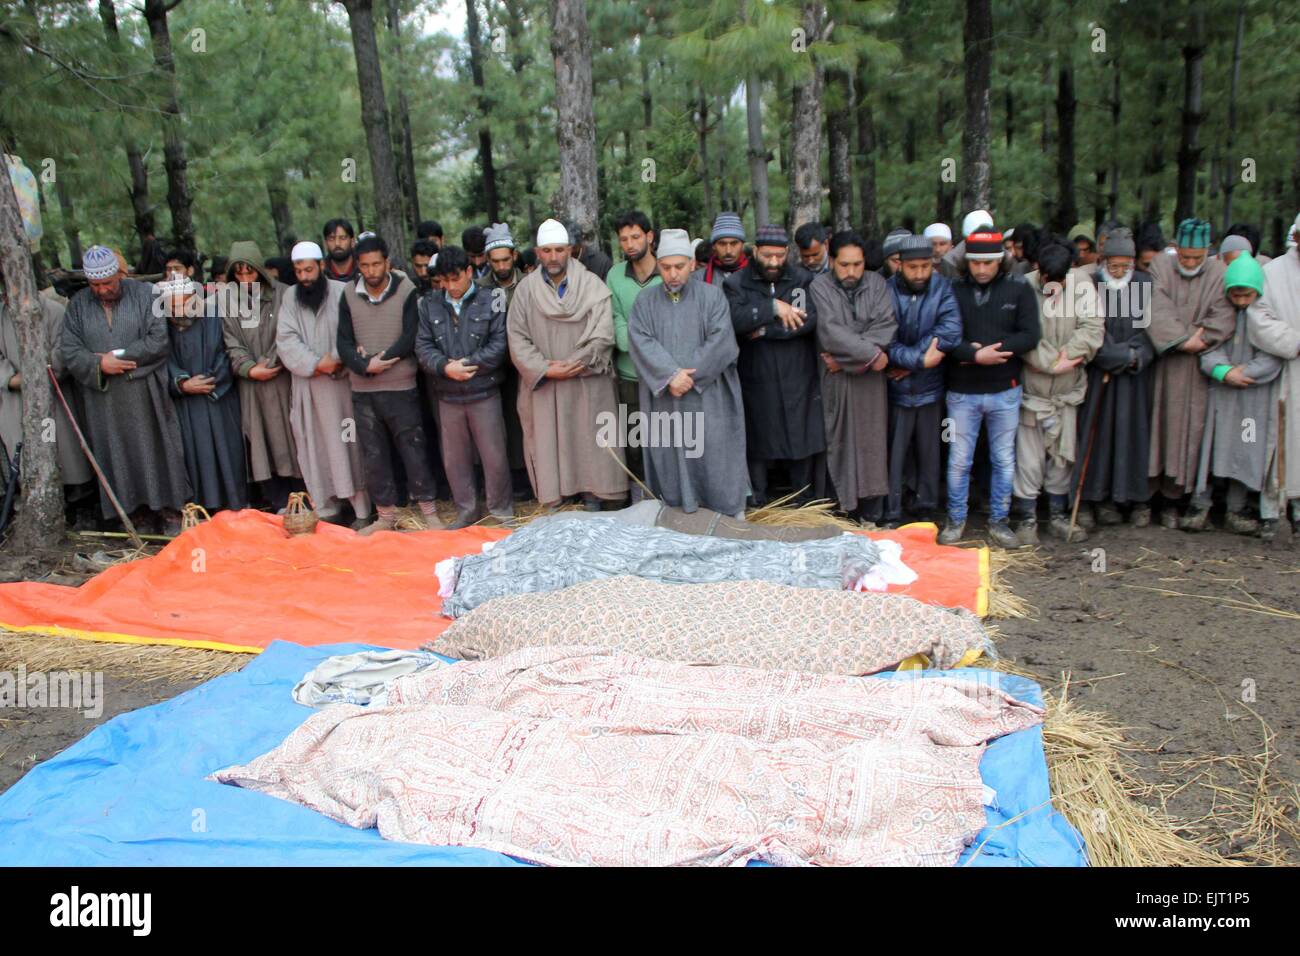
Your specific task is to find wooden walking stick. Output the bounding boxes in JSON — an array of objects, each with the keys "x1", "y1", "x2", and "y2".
[
  {"x1": 1069, "y1": 372, "x2": 1110, "y2": 537},
  {"x1": 46, "y1": 364, "x2": 144, "y2": 549}
]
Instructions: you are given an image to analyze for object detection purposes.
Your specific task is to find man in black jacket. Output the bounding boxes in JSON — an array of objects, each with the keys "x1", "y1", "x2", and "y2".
[
  {"x1": 724, "y1": 224, "x2": 825, "y2": 506},
  {"x1": 940, "y1": 230, "x2": 1041, "y2": 548},
  {"x1": 415, "y1": 246, "x2": 513, "y2": 528}
]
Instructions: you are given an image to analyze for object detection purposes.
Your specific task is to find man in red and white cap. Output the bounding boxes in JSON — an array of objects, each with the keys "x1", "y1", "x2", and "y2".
[{"x1": 938, "y1": 229, "x2": 1041, "y2": 548}]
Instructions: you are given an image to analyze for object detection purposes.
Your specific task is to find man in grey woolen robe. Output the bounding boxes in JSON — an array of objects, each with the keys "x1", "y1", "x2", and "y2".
[
  {"x1": 628, "y1": 229, "x2": 748, "y2": 516},
  {"x1": 61, "y1": 245, "x2": 190, "y2": 526},
  {"x1": 164, "y1": 277, "x2": 247, "y2": 511},
  {"x1": 809, "y1": 230, "x2": 898, "y2": 517}
]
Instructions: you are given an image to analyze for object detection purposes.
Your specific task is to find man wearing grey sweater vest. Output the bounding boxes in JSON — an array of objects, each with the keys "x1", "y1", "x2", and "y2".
[{"x1": 337, "y1": 235, "x2": 443, "y2": 534}]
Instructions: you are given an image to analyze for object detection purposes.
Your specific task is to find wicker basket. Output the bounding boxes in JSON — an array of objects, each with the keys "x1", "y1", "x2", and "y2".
[{"x1": 283, "y1": 492, "x2": 319, "y2": 536}]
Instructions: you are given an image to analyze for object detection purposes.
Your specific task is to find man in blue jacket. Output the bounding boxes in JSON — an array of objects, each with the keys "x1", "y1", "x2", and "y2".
[
  {"x1": 415, "y1": 246, "x2": 513, "y2": 528},
  {"x1": 884, "y1": 236, "x2": 963, "y2": 527}
]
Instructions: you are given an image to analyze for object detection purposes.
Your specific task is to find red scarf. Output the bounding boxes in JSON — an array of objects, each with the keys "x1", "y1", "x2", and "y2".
[{"x1": 704, "y1": 252, "x2": 749, "y2": 285}]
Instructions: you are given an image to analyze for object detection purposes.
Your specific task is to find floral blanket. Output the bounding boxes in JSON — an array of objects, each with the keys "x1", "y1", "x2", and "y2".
[{"x1": 213, "y1": 646, "x2": 1042, "y2": 866}]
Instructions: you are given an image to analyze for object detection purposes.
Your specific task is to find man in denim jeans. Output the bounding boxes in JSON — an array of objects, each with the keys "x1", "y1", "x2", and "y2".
[{"x1": 939, "y1": 230, "x2": 1041, "y2": 548}]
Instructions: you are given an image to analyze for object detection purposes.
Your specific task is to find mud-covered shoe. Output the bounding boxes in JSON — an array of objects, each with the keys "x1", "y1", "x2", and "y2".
[
  {"x1": 1129, "y1": 504, "x2": 1152, "y2": 528},
  {"x1": 357, "y1": 511, "x2": 398, "y2": 536},
  {"x1": 1096, "y1": 502, "x2": 1124, "y2": 526},
  {"x1": 1048, "y1": 514, "x2": 1089, "y2": 542},
  {"x1": 447, "y1": 509, "x2": 482, "y2": 531},
  {"x1": 938, "y1": 520, "x2": 965, "y2": 545},
  {"x1": 1224, "y1": 510, "x2": 1259, "y2": 536},
  {"x1": 1076, "y1": 504, "x2": 1097, "y2": 529},
  {"x1": 1014, "y1": 518, "x2": 1039, "y2": 547},
  {"x1": 987, "y1": 520, "x2": 1020, "y2": 549},
  {"x1": 1160, "y1": 508, "x2": 1181, "y2": 529},
  {"x1": 1259, "y1": 519, "x2": 1278, "y2": 543},
  {"x1": 1178, "y1": 508, "x2": 1209, "y2": 532}
]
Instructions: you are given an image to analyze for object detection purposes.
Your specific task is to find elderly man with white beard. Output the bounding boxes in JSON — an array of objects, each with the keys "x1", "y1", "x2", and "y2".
[
  {"x1": 1073, "y1": 229, "x2": 1158, "y2": 528},
  {"x1": 1145, "y1": 218, "x2": 1236, "y2": 528}
]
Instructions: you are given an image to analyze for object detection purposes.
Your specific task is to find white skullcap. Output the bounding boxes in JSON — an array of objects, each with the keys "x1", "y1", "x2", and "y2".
[
  {"x1": 961, "y1": 209, "x2": 994, "y2": 238},
  {"x1": 923, "y1": 223, "x2": 952, "y2": 242},
  {"x1": 290, "y1": 240, "x2": 324, "y2": 262},
  {"x1": 536, "y1": 218, "x2": 569, "y2": 247},
  {"x1": 656, "y1": 228, "x2": 692, "y2": 260}
]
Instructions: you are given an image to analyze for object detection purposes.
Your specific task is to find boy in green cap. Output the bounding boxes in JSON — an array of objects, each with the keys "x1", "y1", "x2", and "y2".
[{"x1": 1184, "y1": 253, "x2": 1291, "y2": 539}]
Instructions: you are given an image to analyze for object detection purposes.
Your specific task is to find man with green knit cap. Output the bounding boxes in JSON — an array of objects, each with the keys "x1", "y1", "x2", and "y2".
[
  {"x1": 1145, "y1": 217, "x2": 1236, "y2": 527},
  {"x1": 1184, "y1": 254, "x2": 1293, "y2": 538}
]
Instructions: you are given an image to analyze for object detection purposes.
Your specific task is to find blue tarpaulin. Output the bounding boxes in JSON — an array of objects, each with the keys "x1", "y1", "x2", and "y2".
[{"x1": 0, "y1": 641, "x2": 1086, "y2": 866}]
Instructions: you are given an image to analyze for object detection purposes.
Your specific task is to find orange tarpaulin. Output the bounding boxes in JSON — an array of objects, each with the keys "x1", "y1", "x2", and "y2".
[{"x1": 0, "y1": 511, "x2": 989, "y2": 653}]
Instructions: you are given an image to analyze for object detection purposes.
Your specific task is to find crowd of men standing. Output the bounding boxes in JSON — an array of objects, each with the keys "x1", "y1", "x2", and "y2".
[{"x1": 3, "y1": 202, "x2": 1299, "y2": 548}]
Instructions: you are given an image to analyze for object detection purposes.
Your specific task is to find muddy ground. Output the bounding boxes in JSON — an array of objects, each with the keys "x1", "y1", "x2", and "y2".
[{"x1": 1, "y1": 520, "x2": 1297, "y2": 862}]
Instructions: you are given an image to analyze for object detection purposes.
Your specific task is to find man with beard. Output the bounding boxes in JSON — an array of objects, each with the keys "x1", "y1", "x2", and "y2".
[
  {"x1": 606, "y1": 210, "x2": 661, "y2": 493},
  {"x1": 61, "y1": 245, "x2": 190, "y2": 533},
  {"x1": 725, "y1": 223, "x2": 825, "y2": 507},
  {"x1": 1259, "y1": 213, "x2": 1300, "y2": 537},
  {"x1": 940, "y1": 230, "x2": 1041, "y2": 548},
  {"x1": 476, "y1": 222, "x2": 530, "y2": 499},
  {"x1": 409, "y1": 239, "x2": 440, "y2": 293},
  {"x1": 795, "y1": 222, "x2": 830, "y2": 273},
  {"x1": 322, "y1": 219, "x2": 359, "y2": 283},
  {"x1": 628, "y1": 228, "x2": 747, "y2": 516},
  {"x1": 1145, "y1": 218, "x2": 1236, "y2": 527},
  {"x1": 1011, "y1": 242, "x2": 1103, "y2": 545},
  {"x1": 164, "y1": 275, "x2": 248, "y2": 512},
  {"x1": 1074, "y1": 230, "x2": 1158, "y2": 528},
  {"x1": 882, "y1": 235, "x2": 961, "y2": 527},
  {"x1": 809, "y1": 231, "x2": 898, "y2": 519},
  {"x1": 881, "y1": 229, "x2": 911, "y2": 278},
  {"x1": 222, "y1": 242, "x2": 300, "y2": 512},
  {"x1": 507, "y1": 218, "x2": 627, "y2": 510},
  {"x1": 701, "y1": 212, "x2": 749, "y2": 286},
  {"x1": 566, "y1": 219, "x2": 612, "y2": 282},
  {"x1": 925, "y1": 222, "x2": 956, "y2": 279},
  {"x1": 275, "y1": 241, "x2": 370, "y2": 526},
  {"x1": 462, "y1": 225, "x2": 490, "y2": 281},
  {"x1": 337, "y1": 235, "x2": 442, "y2": 534}
]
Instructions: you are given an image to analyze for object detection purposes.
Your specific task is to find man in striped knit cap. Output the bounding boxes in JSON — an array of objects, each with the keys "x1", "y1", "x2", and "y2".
[{"x1": 701, "y1": 212, "x2": 750, "y2": 286}]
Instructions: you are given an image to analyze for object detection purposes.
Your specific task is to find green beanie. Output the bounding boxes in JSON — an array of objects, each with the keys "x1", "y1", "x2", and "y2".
[{"x1": 1223, "y1": 251, "x2": 1264, "y2": 296}]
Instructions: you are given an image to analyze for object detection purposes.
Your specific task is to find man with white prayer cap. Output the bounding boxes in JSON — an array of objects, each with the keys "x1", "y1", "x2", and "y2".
[
  {"x1": 61, "y1": 244, "x2": 190, "y2": 532},
  {"x1": 273, "y1": 240, "x2": 371, "y2": 525},
  {"x1": 506, "y1": 218, "x2": 627, "y2": 510},
  {"x1": 627, "y1": 228, "x2": 747, "y2": 515},
  {"x1": 925, "y1": 222, "x2": 957, "y2": 278}
]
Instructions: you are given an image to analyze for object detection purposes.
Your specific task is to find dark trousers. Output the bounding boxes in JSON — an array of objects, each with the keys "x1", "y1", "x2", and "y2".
[
  {"x1": 438, "y1": 393, "x2": 513, "y2": 516},
  {"x1": 886, "y1": 402, "x2": 942, "y2": 520},
  {"x1": 617, "y1": 377, "x2": 644, "y2": 483},
  {"x1": 353, "y1": 389, "x2": 435, "y2": 508},
  {"x1": 748, "y1": 455, "x2": 817, "y2": 502}
]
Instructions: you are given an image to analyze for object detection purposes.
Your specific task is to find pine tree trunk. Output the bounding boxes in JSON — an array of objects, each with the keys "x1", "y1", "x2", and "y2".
[
  {"x1": 745, "y1": 74, "x2": 770, "y2": 226},
  {"x1": 697, "y1": 89, "x2": 714, "y2": 216},
  {"x1": 1220, "y1": 2, "x2": 1244, "y2": 230},
  {"x1": 788, "y1": 2, "x2": 826, "y2": 233},
  {"x1": 549, "y1": 0, "x2": 600, "y2": 249},
  {"x1": 503, "y1": 1, "x2": 537, "y2": 232},
  {"x1": 466, "y1": 0, "x2": 499, "y2": 223},
  {"x1": 338, "y1": 0, "x2": 407, "y2": 262},
  {"x1": 98, "y1": 0, "x2": 155, "y2": 252},
  {"x1": 1054, "y1": 63, "x2": 1077, "y2": 232},
  {"x1": 936, "y1": 87, "x2": 955, "y2": 226},
  {"x1": 54, "y1": 174, "x2": 82, "y2": 268},
  {"x1": 825, "y1": 68, "x2": 853, "y2": 232},
  {"x1": 143, "y1": 0, "x2": 195, "y2": 253},
  {"x1": 1108, "y1": 60, "x2": 1120, "y2": 220},
  {"x1": 961, "y1": 0, "x2": 993, "y2": 214},
  {"x1": 385, "y1": 0, "x2": 421, "y2": 232},
  {"x1": 1174, "y1": 10, "x2": 1206, "y2": 226},
  {"x1": 267, "y1": 178, "x2": 293, "y2": 256},
  {"x1": 854, "y1": 62, "x2": 879, "y2": 239},
  {"x1": 0, "y1": 170, "x2": 64, "y2": 551}
]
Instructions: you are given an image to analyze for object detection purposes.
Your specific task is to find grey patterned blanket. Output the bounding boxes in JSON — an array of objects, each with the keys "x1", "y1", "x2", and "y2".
[{"x1": 441, "y1": 515, "x2": 883, "y2": 618}]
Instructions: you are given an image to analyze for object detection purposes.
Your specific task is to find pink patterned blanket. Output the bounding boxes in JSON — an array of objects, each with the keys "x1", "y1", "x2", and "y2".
[{"x1": 213, "y1": 647, "x2": 1043, "y2": 866}]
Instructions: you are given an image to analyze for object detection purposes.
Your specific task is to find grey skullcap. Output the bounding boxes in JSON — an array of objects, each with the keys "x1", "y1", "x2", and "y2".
[
  {"x1": 1103, "y1": 234, "x2": 1136, "y2": 258},
  {"x1": 1218, "y1": 235, "x2": 1252, "y2": 256},
  {"x1": 882, "y1": 229, "x2": 912, "y2": 257},
  {"x1": 656, "y1": 228, "x2": 693, "y2": 260},
  {"x1": 897, "y1": 235, "x2": 934, "y2": 260}
]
